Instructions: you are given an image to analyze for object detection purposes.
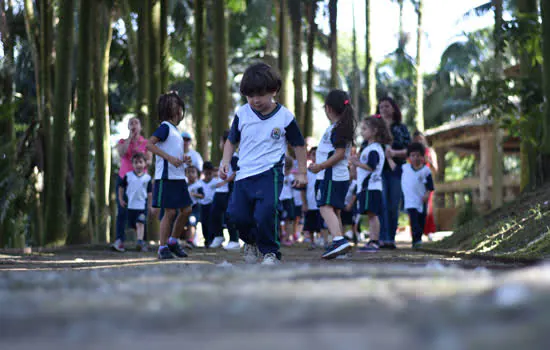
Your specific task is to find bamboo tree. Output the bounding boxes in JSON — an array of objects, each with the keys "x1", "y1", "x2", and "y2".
[
  {"x1": 120, "y1": 0, "x2": 138, "y2": 79},
  {"x1": 68, "y1": 0, "x2": 94, "y2": 244},
  {"x1": 365, "y1": 0, "x2": 376, "y2": 115},
  {"x1": 540, "y1": 0, "x2": 550, "y2": 180},
  {"x1": 211, "y1": 0, "x2": 228, "y2": 164},
  {"x1": 304, "y1": 0, "x2": 317, "y2": 137},
  {"x1": 351, "y1": 2, "x2": 360, "y2": 117},
  {"x1": 414, "y1": 0, "x2": 424, "y2": 131},
  {"x1": 288, "y1": 0, "x2": 304, "y2": 129},
  {"x1": 137, "y1": 1, "x2": 150, "y2": 135},
  {"x1": 44, "y1": 0, "x2": 76, "y2": 245},
  {"x1": 194, "y1": 0, "x2": 209, "y2": 157},
  {"x1": 149, "y1": 0, "x2": 162, "y2": 137},
  {"x1": 160, "y1": 0, "x2": 169, "y2": 91},
  {"x1": 492, "y1": 0, "x2": 504, "y2": 208},
  {"x1": 329, "y1": 0, "x2": 338, "y2": 89},
  {"x1": 23, "y1": 0, "x2": 42, "y2": 122},
  {"x1": 93, "y1": 0, "x2": 114, "y2": 243},
  {"x1": 277, "y1": 0, "x2": 289, "y2": 105},
  {"x1": 40, "y1": 0, "x2": 53, "y2": 172}
]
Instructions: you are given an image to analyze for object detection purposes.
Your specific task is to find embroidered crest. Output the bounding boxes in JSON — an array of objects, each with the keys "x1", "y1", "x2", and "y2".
[{"x1": 271, "y1": 127, "x2": 281, "y2": 140}]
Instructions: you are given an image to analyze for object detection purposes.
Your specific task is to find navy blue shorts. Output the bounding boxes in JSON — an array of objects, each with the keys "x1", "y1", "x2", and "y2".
[
  {"x1": 357, "y1": 190, "x2": 383, "y2": 216},
  {"x1": 280, "y1": 199, "x2": 296, "y2": 220},
  {"x1": 294, "y1": 205, "x2": 303, "y2": 217},
  {"x1": 303, "y1": 210, "x2": 322, "y2": 233},
  {"x1": 152, "y1": 179, "x2": 192, "y2": 209},
  {"x1": 127, "y1": 209, "x2": 146, "y2": 229},
  {"x1": 315, "y1": 179, "x2": 349, "y2": 210}
]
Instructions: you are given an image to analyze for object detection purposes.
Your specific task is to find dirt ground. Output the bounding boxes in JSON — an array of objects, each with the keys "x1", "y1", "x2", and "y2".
[{"x1": 1, "y1": 241, "x2": 549, "y2": 350}]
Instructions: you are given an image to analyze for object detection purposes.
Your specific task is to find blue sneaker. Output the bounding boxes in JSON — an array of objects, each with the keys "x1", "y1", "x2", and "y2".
[
  {"x1": 158, "y1": 246, "x2": 174, "y2": 260},
  {"x1": 168, "y1": 241, "x2": 188, "y2": 258},
  {"x1": 321, "y1": 238, "x2": 351, "y2": 260},
  {"x1": 358, "y1": 240, "x2": 379, "y2": 253}
]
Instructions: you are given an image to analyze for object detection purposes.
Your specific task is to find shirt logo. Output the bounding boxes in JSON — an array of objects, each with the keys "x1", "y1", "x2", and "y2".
[{"x1": 271, "y1": 127, "x2": 282, "y2": 140}]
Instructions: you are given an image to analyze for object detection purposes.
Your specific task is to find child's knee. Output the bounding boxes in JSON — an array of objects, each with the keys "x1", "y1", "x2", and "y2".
[
  {"x1": 180, "y1": 206, "x2": 192, "y2": 216},
  {"x1": 163, "y1": 208, "x2": 177, "y2": 219}
]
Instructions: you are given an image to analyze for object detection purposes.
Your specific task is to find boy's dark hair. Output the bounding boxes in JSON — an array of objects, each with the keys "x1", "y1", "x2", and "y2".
[
  {"x1": 202, "y1": 161, "x2": 215, "y2": 172},
  {"x1": 132, "y1": 152, "x2": 147, "y2": 162},
  {"x1": 325, "y1": 90, "x2": 356, "y2": 147},
  {"x1": 240, "y1": 63, "x2": 282, "y2": 96},
  {"x1": 376, "y1": 96, "x2": 403, "y2": 124},
  {"x1": 222, "y1": 130, "x2": 230, "y2": 143},
  {"x1": 158, "y1": 92, "x2": 185, "y2": 122},
  {"x1": 185, "y1": 165, "x2": 200, "y2": 177},
  {"x1": 407, "y1": 142, "x2": 426, "y2": 156},
  {"x1": 364, "y1": 115, "x2": 393, "y2": 145}
]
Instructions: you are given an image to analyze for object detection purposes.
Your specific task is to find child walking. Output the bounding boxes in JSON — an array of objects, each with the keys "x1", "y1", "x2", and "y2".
[
  {"x1": 302, "y1": 147, "x2": 322, "y2": 249},
  {"x1": 309, "y1": 90, "x2": 356, "y2": 260},
  {"x1": 114, "y1": 152, "x2": 152, "y2": 252},
  {"x1": 221, "y1": 62, "x2": 307, "y2": 265},
  {"x1": 279, "y1": 156, "x2": 296, "y2": 246},
  {"x1": 401, "y1": 142, "x2": 435, "y2": 248},
  {"x1": 351, "y1": 115, "x2": 391, "y2": 253},
  {"x1": 199, "y1": 161, "x2": 217, "y2": 247},
  {"x1": 146, "y1": 92, "x2": 192, "y2": 259}
]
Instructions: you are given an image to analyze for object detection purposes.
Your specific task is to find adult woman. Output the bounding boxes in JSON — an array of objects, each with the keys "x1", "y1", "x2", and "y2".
[
  {"x1": 378, "y1": 97, "x2": 411, "y2": 249},
  {"x1": 413, "y1": 131, "x2": 438, "y2": 239},
  {"x1": 112, "y1": 117, "x2": 152, "y2": 252}
]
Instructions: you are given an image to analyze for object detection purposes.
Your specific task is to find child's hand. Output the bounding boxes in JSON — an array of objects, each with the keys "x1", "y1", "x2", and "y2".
[
  {"x1": 308, "y1": 163, "x2": 322, "y2": 174},
  {"x1": 119, "y1": 199, "x2": 127, "y2": 208},
  {"x1": 345, "y1": 203, "x2": 353, "y2": 212},
  {"x1": 168, "y1": 156, "x2": 184, "y2": 168},
  {"x1": 293, "y1": 173, "x2": 308, "y2": 188},
  {"x1": 422, "y1": 193, "x2": 430, "y2": 203},
  {"x1": 350, "y1": 155, "x2": 360, "y2": 166},
  {"x1": 215, "y1": 180, "x2": 226, "y2": 188},
  {"x1": 183, "y1": 155, "x2": 192, "y2": 165},
  {"x1": 385, "y1": 147, "x2": 394, "y2": 159},
  {"x1": 219, "y1": 162, "x2": 229, "y2": 179}
]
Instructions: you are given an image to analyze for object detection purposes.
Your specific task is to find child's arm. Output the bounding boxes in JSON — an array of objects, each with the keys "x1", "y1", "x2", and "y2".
[
  {"x1": 309, "y1": 147, "x2": 345, "y2": 175},
  {"x1": 345, "y1": 194, "x2": 356, "y2": 212},
  {"x1": 351, "y1": 155, "x2": 374, "y2": 171},
  {"x1": 216, "y1": 173, "x2": 236, "y2": 188},
  {"x1": 146, "y1": 135, "x2": 183, "y2": 167},
  {"x1": 300, "y1": 189, "x2": 308, "y2": 212},
  {"x1": 118, "y1": 176, "x2": 128, "y2": 208},
  {"x1": 146, "y1": 180, "x2": 153, "y2": 211},
  {"x1": 423, "y1": 171, "x2": 435, "y2": 203}
]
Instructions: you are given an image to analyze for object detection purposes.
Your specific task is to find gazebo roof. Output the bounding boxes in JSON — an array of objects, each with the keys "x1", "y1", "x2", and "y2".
[{"x1": 425, "y1": 107, "x2": 491, "y2": 138}]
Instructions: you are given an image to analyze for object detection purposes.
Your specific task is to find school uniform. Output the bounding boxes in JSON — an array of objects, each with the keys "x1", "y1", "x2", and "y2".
[
  {"x1": 210, "y1": 154, "x2": 239, "y2": 242},
  {"x1": 356, "y1": 142, "x2": 385, "y2": 217},
  {"x1": 227, "y1": 103, "x2": 305, "y2": 257},
  {"x1": 315, "y1": 124, "x2": 351, "y2": 209},
  {"x1": 151, "y1": 121, "x2": 192, "y2": 209},
  {"x1": 341, "y1": 179, "x2": 357, "y2": 226},
  {"x1": 187, "y1": 180, "x2": 204, "y2": 227},
  {"x1": 279, "y1": 173, "x2": 296, "y2": 220},
  {"x1": 119, "y1": 171, "x2": 152, "y2": 239},
  {"x1": 401, "y1": 163, "x2": 434, "y2": 244},
  {"x1": 292, "y1": 181, "x2": 304, "y2": 219},
  {"x1": 303, "y1": 170, "x2": 322, "y2": 233},
  {"x1": 199, "y1": 178, "x2": 217, "y2": 246}
]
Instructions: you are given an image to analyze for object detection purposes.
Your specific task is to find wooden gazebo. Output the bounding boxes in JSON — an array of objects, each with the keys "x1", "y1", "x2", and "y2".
[{"x1": 425, "y1": 108, "x2": 521, "y2": 230}]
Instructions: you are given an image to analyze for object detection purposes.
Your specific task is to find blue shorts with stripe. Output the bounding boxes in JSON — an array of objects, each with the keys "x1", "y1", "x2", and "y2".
[
  {"x1": 152, "y1": 179, "x2": 192, "y2": 209},
  {"x1": 357, "y1": 190, "x2": 383, "y2": 216},
  {"x1": 315, "y1": 179, "x2": 349, "y2": 210}
]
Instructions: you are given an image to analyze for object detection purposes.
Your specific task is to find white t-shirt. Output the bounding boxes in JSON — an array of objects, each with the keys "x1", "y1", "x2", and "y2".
[
  {"x1": 198, "y1": 179, "x2": 217, "y2": 205},
  {"x1": 184, "y1": 149, "x2": 204, "y2": 172},
  {"x1": 121, "y1": 171, "x2": 152, "y2": 210},
  {"x1": 187, "y1": 180, "x2": 204, "y2": 206},
  {"x1": 401, "y1": 163, "x2": 434, "y2": 213},
  {"x1": 152, "y1": 121, "x2": 187, "y2": 180},
  {"x1": 306, "y1": 170, "x2": 318, "y2": 211},
  {"x1": 357, "y1": 142, "x2": 385, "y2": 192},
  {"x1": 228, "y1": 103, "x2": 305, "y2": 181},
  {"x1": 344, "y1": 179, "x2": 357, "y2": 206},
  {"x1": 216, "y1": 153, "x2": 239, "y2": 193},
  {"x1": 292, "y1": 187, "x2": 303, "y2": 206},
  {"x1": 315, "y1": 123, "x2": 351, "y2": 181},
  {"x1": 279, "y1": 173, "x2": 294, "y2": 200}
]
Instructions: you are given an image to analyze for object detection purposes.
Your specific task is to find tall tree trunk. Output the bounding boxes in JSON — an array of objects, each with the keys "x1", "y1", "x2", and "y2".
[
  {"x1": 264, "y1": 0, "x2": 277, "y2": 66},
  {"x1": 351, "y1": 2, "x2": 360, "y2": 118},
  {"x1": 149, "y1": 1, "x2": 162, "y2": 137},
  {"x1": 137, "y1": 1, "x2": 150, "y2": 135},
  {"x1": 518, "y1": 0, "x2": 542, "y2": 192},
  {"x1": 120, "y1": 0, "x2": 138, "y2": 79},
  {"x1": 491, "y1": 0, "x2": 504, "y2": 208},
  {"x1": 540, "y1": 0, "x2": 550, "y2": 181},
  {"x1": 68, "y1": 0, "x2": 94, "y2": 244},
  {"x1": 365, "y1": 0, "x2": 376, "y2": 115},
  {"x1": 288, "y1": 0, "x2": 304, "y2": 129},
  {"x1": 329, "y1": 0, "x2": 338, "y2": 89},
  {"x1": 414, "y1": 0, "x2": 424, "y2": 131},
  {"x1": 40, "y1": 0, "x2": 53, "y2": 171},
  {"x1": 277, "y1": 0, "x2": 290, "y2": 106},
  {"x1": 93, "y1": 1, "x2": 113, "y2": 243},
  {"x1": 44, "y1": 0, "x2": 75, "y2": 246},
  {"x1": 304, "y1": 0, "x2": 317, "y2": 138},
  {"x1": 23, "y1": 0, "x2": 42, "y2": 122},
  {"x1": 194, "y1": 0, "x2": 208, "y2": 157},
  {"x1": 211, "y1": 0, "x2": 228, "y2": 164},
  {"x1": 398, "y1": 0, "x2": 404, "y2": 41},
  {"x1": 160, "y1": 0, "x2": 169, "y2": 92}
]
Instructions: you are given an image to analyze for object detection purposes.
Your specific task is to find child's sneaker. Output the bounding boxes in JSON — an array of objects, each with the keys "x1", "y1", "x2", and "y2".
[
  {"x1": 209, "y1": 236, "x2": 225, "y2": 249},
  {"x1": 344, "y1": 230, "x2": 354, "y2": 241},
  {"x1": 167, "y1": 240, "x2": 188, "y2": 258},
  {"x1": 243, "y1": 243, "x2": 260, "y2": 264},
  {"x1": 112, "y1": 239, "x2": 125, "y2": 252},
  {"x1": 261, "y1": 252, "x2": 280, "y2": 265},
  {"x1": 224, "y1": 241, "x2": 241, "y2": 250},
  {"x1": 412, "y1": 241, "x2": 423, "y2": 249},
  {"x1": 321, "y1": 237, "x2": 351, "y2": 260},
  {"x1": 427, "y1": 233, "x2": 435, "y2": 242},
  {"x1": 358, "y1": 240, "x2": 379, "y2": 253},
  {"x1": 158, "y1": 246, "x2": 174, "y2": 259},
  {"x1": 136, "y1": 240, "x2": 149, "y2": 252}
]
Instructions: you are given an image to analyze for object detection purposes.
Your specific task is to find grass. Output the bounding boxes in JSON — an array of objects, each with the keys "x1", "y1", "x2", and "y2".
[{"x1": 428, "y1": 185, "x2": 550, "y2": 259}]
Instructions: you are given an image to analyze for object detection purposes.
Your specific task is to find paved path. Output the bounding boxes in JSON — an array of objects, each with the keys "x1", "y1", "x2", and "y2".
[{"x1": 1, "y1": 244, "x2": 549, "y2": 350}]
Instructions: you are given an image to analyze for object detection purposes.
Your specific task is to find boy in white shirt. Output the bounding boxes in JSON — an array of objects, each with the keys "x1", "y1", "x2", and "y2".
[
  {"x1": 401, "y1": 142, "x2": 435, "y2": 248},
  {"x1": 279, "y1": 156, "x2": 296, "y2": 246},
  {"x1": 199, "y1": 161, "x2": 217, "y2": 247},
  {"x1": 184, "y1": 166, "x2": 204, "y2": 248}
]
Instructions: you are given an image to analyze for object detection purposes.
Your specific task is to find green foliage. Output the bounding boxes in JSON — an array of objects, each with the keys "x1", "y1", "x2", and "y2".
[{"x1": 444, "y1": 151, "x2": 475, "y2": 182}]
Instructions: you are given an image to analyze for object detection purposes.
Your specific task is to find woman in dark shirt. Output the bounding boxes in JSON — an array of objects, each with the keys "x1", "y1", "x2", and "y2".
[{"x1": 377, "y1": 97, "x2": 411, "y2": 248}]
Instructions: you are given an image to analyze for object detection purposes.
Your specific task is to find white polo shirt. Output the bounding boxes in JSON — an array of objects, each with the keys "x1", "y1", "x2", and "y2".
[
  {"x1": 315, "y1": 123, "x2": 351, "y2": 181},
  {"x1": 357, "y1": 142, "x2": 385, "y2": 192},
  {"x1": 121, "y1": 171, "x2": 152, "y2": 210},
  {"x1": 401, "y1": 163, "x2": 434, "y2": 213},
  {"x1": 152, "y1": 121, "x2": 187, "y2": 181}
]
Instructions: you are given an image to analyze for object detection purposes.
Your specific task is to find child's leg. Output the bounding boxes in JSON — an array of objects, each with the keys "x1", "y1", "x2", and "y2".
[
  {"x1": 227, "y1": 179, "x2": 255, "y2": 245},
  {"x1": 367, "y1": 213, "x2": 380, "y2": 241},
  {"x1": 171, "y1": 206, "x2": 192, "y2": 239},
  {"x1": 160, "y1": 209, "x2": 177, "y2": 245},
  {"x1": 200, "y1": 204, "x2": 212, "y2": 246},
  {"x1": 320, "y1": 206, "x2": 343, "y2": 238},
  {"x1": 136, "y1": 223, "x2": 145, "y2": 241},
  {"x1": 408, "y1": 209, "x2": 423, "y2": 244},
  {"x1": 253, "y1": 170, "x2": 283, "y2": 259}
]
